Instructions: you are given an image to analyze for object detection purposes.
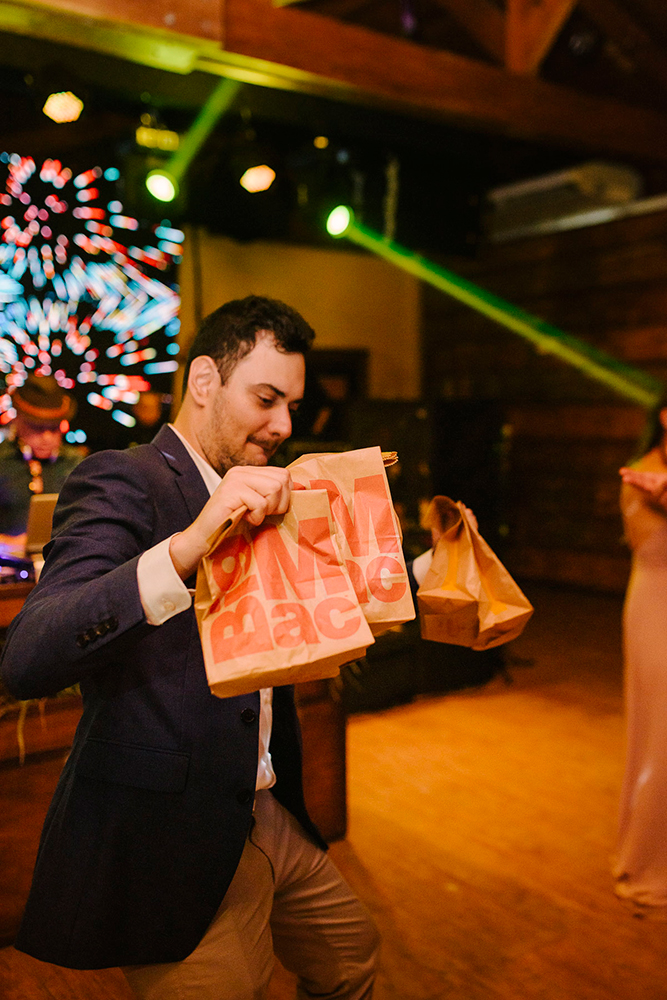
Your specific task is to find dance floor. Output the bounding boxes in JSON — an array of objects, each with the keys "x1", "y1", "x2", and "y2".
[{"x1": 4, "y1": 582, "x2": 667, "y2": 999}]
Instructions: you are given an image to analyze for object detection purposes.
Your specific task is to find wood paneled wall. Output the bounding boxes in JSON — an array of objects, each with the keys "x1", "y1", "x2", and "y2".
[{"x1": 422, "y1": 209, "x2": 667, "y2": 592}]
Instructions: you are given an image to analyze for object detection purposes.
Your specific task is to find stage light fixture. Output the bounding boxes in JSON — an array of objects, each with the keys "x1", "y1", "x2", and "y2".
[
  {"x1": 42, "y1": 91, "x2": 84, "y2": 123},
  {"x1": 326, "y1": 205, "x2": 353, "y2": 237},
  {"x1": 146, "y1": 170, "x2": 178, "y2": 203},
  {"x1": 239, "y1": 164, "x2": 276, "y2": 193}
]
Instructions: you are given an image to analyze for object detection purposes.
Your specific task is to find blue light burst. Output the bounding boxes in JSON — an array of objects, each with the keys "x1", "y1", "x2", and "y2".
[{"x1": 0, "y1": 154, "x2": 182, "y2": 433}]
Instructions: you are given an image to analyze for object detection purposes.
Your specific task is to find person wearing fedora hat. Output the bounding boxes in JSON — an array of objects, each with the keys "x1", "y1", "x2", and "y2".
[{"x1": 0, "y1": 374, "x2": 83, "y2": 549}]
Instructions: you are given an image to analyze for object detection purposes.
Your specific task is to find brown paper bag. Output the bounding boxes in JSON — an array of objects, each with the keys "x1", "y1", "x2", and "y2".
[
  {"x1": 195, "y1": 489, "x2": 375, "y2": 698},
  {"x1": 288, "y1": 447, "x2": 415, "y2": 636},
  {"x1": 417, "y1": 496, "x2": 532, "y2": 650}
]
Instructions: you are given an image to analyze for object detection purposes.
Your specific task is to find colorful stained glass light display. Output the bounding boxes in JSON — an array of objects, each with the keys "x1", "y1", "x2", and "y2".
[{"x1": 0, "y1": 153, "x2": 182, "y2": 443}]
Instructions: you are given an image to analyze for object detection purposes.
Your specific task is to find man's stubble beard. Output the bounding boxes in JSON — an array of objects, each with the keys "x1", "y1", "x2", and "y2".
[
  {"x1": 210, "y1": 448, "x2": 262, "y2": 476},
  {"x1": 201, "y1": 411, "x2": 278, "y2": 477}
]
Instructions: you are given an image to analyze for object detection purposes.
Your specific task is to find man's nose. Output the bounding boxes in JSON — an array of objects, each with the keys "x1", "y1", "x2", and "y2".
[{"x1": 269, "y1": 405, "x2": 292, "y2": 439}]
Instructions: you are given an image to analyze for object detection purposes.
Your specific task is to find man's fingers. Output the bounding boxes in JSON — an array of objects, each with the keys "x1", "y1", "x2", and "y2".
[
  {"x1": 234, "y1": 473, "x2": 293, "y2": 526},
  {"x1": 243, "y1": 494, "x2": 270, "y2": 525},
  {"x1": 215, "y1": 467, "x2": 292, "y2": 518},
  {"x1": 227, "y1": 466, "x2": 291, "y2": 497},
  {"x1": 277, "y1": 479, "x2": 292, "y2": 513}
]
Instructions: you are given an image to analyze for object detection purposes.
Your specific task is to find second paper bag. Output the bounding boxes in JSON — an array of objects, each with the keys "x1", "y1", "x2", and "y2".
[
  {"x1": 288, "y1": 447, "x2": 415, "y2": 636},
  {"x1": 196, "y1": 489, "x2": 374, "y2": 698},
  {"x1": 418, "y1": 496, "x2": 533, "y2": 650}
]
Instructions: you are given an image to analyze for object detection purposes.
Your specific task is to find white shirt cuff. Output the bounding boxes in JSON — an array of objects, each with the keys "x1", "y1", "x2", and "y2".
[
  {"x1": 137, "y1": 535, "x2": 192, "y2": 625},
  {"x1": 412, "y1": 548, "x2": 434, "y2": 587}
]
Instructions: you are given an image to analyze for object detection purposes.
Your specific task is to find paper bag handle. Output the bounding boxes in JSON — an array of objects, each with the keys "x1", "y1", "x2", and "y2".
[{"x1": 205, "y1": 505, "x2": 247, "y2": 556}]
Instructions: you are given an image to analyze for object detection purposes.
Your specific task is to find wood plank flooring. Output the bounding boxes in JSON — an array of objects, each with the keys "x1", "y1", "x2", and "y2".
[{"x1": 4, "y1": 582, "x2": 667, "y2": 999}]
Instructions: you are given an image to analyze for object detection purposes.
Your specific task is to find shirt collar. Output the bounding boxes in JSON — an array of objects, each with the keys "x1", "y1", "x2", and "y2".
[{"x1": 168, "y1": 424, "x2": 221, "y2": 497}]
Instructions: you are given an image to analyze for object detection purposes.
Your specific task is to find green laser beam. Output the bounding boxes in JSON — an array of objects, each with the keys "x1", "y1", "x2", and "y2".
[
  {"x1": 334, "y1": 213, "x2": 662, "y2": 408},
  {"x1": 168, "y1": 78, "x2": 240, "y2": 183},
  {"x1": 146, "y1": 78, "x2": 241, "y2": 200}
]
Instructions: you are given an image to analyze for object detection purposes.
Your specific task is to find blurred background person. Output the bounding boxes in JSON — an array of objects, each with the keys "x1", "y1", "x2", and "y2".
[
  {"x1": 615, "y1": 399, "x2": 667, "y2": 918},
  {"x1": 0, "y1": 375, "x2": 81, "y2": 555},
  {"x1": 127, "y1": 390, "x2": 169, "y2": 447}
]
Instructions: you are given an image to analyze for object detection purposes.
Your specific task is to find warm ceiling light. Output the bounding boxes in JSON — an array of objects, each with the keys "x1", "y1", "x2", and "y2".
[
  {"x1": 314, "y1": 135, "x2": 329, "y2": 149},
  {"x1": 136, "y1": 126, "x2": 180, "y2": 151},
  {"x1": 239, "y1": 164, "x2": 276, "y2": 193},
  {"x1": 42, "y1": 91, "x2": 84, "y2": 123}
]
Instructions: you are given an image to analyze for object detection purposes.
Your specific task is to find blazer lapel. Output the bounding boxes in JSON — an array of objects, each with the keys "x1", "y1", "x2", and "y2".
[{"x1": 151, "y1": 424, "x2": 210, "y2": 522}]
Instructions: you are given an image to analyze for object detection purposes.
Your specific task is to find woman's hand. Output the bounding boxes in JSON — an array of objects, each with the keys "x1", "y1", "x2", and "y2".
[{"x1": 620, "y1": 467, "x2": 667, "y2": 508}]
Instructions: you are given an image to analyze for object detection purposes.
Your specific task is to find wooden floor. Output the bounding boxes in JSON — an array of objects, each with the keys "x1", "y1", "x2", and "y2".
[{"x1": 4, "y1": 582, "x2": 667, "y2": 999}]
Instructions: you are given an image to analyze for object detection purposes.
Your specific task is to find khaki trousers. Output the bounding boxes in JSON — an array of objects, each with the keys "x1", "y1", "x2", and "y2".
[{"x1": 122, "y1": 790, "x2": 380, "y2": 1000}]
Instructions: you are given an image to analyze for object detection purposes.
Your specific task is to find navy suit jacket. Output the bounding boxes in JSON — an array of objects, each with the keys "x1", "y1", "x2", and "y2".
[{"x1": 1, "y1": 425, "x2": 323, "y2": 970}]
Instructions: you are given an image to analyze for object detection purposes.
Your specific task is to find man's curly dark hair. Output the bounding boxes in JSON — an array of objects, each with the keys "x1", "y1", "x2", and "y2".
[{"x1": 183, "y1": 295, "x2": 315, "y2": 390}]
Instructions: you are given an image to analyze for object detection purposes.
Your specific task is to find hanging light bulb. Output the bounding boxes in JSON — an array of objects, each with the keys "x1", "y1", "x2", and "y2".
[
  {"x1": 239, "y1": 165, "x2": 276, "y2": 193},
  {"x1": 42, "y1": 91, "x2": 84, "y2": 123}
]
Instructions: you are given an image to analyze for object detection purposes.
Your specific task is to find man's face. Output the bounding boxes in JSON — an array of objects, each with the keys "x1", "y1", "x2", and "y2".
[
  {"x1": 200, "y1": 332, "x2": 305, "y2": 474},
  {"x1": 15, "y1": 414, "x2": 62, "y2": 461}
]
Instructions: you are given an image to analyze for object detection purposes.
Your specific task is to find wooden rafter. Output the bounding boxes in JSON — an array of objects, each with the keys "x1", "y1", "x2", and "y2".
[
  {"x1": 220, "y1": 0, "x2": 667, "y2": 161},
  {"x1": 5, "y1": 0, "x2": 667, "y2": 162},
  {"x1": 505, "y1": 0, "x2": 578, "y2": 75},
  {"x1": 0, "y1": 0, "x2": 222, "y2": 46},
  {"x1": 580, "y1": 0, "x2": 667, "y2": 94},
  {"x1": 431, "y1": 0, "x2": 505, "y2": 64}
]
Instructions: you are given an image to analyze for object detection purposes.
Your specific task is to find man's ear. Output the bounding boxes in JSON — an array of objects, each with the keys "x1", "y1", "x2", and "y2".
[{"x1": 187, "y1": 356, "x2": 221, "y2": 406}]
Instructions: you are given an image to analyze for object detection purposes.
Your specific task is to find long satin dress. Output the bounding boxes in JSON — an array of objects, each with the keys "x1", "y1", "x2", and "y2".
[{"x1": 614, "y1": 446, "x2": 667, "y2": 911}]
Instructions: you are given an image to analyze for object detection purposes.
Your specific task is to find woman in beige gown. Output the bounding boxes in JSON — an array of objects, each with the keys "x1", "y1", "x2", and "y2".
[{"x1": 615, "y1": 410, "x2": 667, "y2": 916}]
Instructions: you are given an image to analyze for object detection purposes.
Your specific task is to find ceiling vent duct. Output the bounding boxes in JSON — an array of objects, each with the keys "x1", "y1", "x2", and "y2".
[{"x1": 486, "y1": 161, "x2": 644, "y2": 242}]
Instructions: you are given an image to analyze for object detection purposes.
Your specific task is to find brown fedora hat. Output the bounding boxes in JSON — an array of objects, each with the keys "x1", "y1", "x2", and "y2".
[{"x1": 12, "y1": 375, "x2": 76, "y2": 426}]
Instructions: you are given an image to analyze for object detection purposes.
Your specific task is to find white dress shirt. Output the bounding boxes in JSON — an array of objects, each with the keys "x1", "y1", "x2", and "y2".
[
  {"x1": 136, "y1": 425, "x2": 276, "y2": 791},
  {"x1": 411, "y1": 547, "x2": 433, "y2": 587}
]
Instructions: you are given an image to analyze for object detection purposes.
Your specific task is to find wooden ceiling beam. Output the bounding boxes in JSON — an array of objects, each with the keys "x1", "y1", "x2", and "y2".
[
  {"x1": 505, "y1": 0, "x2": 578, "y2": 74},
  {"x1": 579, "y1": 0, "x2": 667, "y2": 94},
  {"x1": 6, "y1": 0, "x2": 667, "y2": 162},
  {"x1": 429, "y1": 0, "x2": 505, "y2": 64},
  {"x1": 220, "y1": 0, "x2": 667, "y2": 161},
  {"x1": 13, "y1": 0, "x2": 222, "y2": 43}
]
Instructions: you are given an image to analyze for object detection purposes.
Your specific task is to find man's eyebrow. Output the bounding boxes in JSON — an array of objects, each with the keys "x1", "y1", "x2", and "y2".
[
  {"x1": 256, "y1": 382, "x2": 285, "y2": 397},
  {"x1": 253, "y1": 382, "x2": 304, "y2": 406},
  {"x1": 254, "y1": 382, "x2": 303, "y2": 402}
]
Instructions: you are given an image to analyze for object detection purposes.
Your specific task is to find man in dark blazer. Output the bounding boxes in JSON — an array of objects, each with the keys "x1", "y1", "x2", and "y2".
[{"x1": 1, "y1": 295, "x2": 379, "y2": 1000}]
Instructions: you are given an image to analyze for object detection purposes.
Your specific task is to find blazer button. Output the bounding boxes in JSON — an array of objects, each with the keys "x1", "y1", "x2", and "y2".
[
  {"x1": 240, "y1": 708, "x2": 257, "y2": 724},
  {"x1": 107, "y1": 616, "x2": 119, "y2": 632},
  {"x1": 76, "y1": 633, "x2": 88, "y2": 648},
  {"x1": 94, "y1": 622, "x2": 108, "y2": 638},
  {"x1": 236, "y1": 789, "x2": 253, "y2": 805}
]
